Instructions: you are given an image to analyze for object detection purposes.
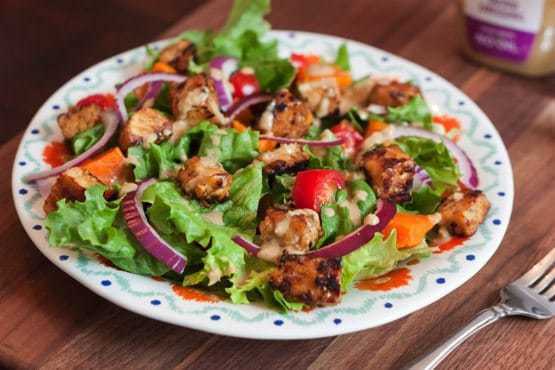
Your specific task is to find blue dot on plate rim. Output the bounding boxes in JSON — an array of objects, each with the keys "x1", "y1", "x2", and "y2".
[
  {"x1": 384, "y1": 302, "x2": 393, "y2": 308},
  {"x1": 59, "y1": 255, "x2": 69, "y2": 261},
  {"x1": 494, "y1": 160, "x2": 502, "y2": 165},
  {"x1": 466, "y1": 254, "x2": 476, "y2": 261},
  {"x1": 19, "y1": 188, "x2": 28, "y2": 195},
  {"x1": 150, "y1": 299, "x2": 161, "y2": 306},
  {"x1": 101, "y1": 280, "x2": 111, "y2": 286},
  {"x1": 381, "y1": 56, "x2": 389, "y2": 62},
  {"x1": 31, "y1": 129, "x2": 39, "y2": 134},
  {"x1": 484, "y1": 134, "x2": 492, "y2": 139},
  {"x1": 333, "y1": 318, "x2": 342, "y2": 325},
  {"x1": 458, "y1": 100, "x2": 465, "y2": 106},
  {"x1": 425, "y1": 76, "x2": 432, "y2": 81},
  {"x1": 210, "y1": 314, "x2": 221, "y2": 321},
  {"x1": 497, "y1": 191, "x2": 506, "y2": 197},
  {"x1": 84, "y1": 77, "x2": 91, "y2": 82},
  {"x1": 436, "y1": 277, "x2": 446, "y2": 284},
  {"x1": 32, "y1": 224, "x2": 42, "y2": 230},
  {"x1": 19, "y1": 161, "x2": 26, "y2": 166},
  {"x1": 493, "y1": 219, "x2": 501, "y2": 225},
  {"x1": 117, "y1": 58, "x2": 124, "y2": 64},
  {"x1": 274, "y1": 319, "x2": 284, "y2": 326},
  {"x1": 52, "y1": 104, "x2": 60, "y2": 110}
]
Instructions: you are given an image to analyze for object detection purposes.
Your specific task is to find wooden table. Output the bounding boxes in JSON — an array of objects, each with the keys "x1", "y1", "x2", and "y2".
[{"x1": 2, "y1": 1, "x2": 554, "y2": 369}]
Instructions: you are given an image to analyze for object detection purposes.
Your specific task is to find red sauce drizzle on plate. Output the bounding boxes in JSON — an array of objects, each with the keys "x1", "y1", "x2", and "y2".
[
  {"x1": 43, "y1": 141, "x2": 71, "y2": 167},
  {"x1": 435, "y1": 237, "x2": 468, "y2": 254},
  {"x1": 172, "y1": 285, "x2": 220, "y2": 303},
  {"x1": 356, "y1": 267, "x2": 412, "y2": 292}
]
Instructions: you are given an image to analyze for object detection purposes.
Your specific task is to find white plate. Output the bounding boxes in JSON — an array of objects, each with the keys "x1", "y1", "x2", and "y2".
[{"x1": 12, "y1": 31, "x2": 513, "y2": 340}]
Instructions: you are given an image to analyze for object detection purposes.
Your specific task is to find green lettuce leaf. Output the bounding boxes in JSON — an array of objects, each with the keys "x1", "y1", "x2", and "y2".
[
  {"x1": 270, "y1": 173, "x2": 295, "y2": 204},
  {"x1": 179, "y1": 0, "x2": 294, "y2": 92},
  {"x1": 317, "y1": 180, "x2": 376, "y2": 247},
  {"x1": 396, "y1": 136, "x2": 459, "y2": 189},
  {"x1": 386, "y1": 96, "x2": 432, "y2": 130},
  {"x1": 45, "y1": 185, "x2": 170, "y2": 276},
  {"x1": 195, "y1": 122, "x2": 260, "y2": 172},
  {"x1": 341, "y1": 231, "x2": 431, "y2": 291},
  {"x1": 142, "y1": 182, "x2": 246, "y2": 286},
  {"x1": 223, "y1": 161, "x2": 265, "y2": 230},
  {"x1": 71, "y1": 124, "x2": 104, "y2": 155},
  {"x1": 335, "y1": 43, "x2": 350, "y2": 71},
  {"x1": 128, "y1": 136, "x2": 191, "y2": 181}
]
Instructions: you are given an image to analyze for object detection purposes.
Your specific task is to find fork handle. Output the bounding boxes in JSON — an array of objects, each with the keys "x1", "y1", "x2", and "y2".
[{"x1": 405, "y1": 304, "x2": 511, "y2": 370}]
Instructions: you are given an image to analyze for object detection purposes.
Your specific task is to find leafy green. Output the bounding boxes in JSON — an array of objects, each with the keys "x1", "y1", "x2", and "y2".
[
  {"x1": 395, "y1": 136, "x2": 460, "y2": 213},
  {"x1": 335, "y1": 43, "x2": 350, "y2": 71},
  {"x1": 341, "y1": 231, "x2": 431, "y2": 291},
  {"x1": 317, "y1": 180, "x2": 376, "y2": 247},
  {"x1": 179, "y1": 0, "x2": 294, "y2": 92},
  {"x1": 226, "y1": 268, "x2": 273, "y2": 304},
  {"x1": 142, "y1": 181, "x2": 246, "y2": 286},
  {"x1": 404, "y1": 186, "x2": 443, "y2": 214},
  {"x1": 144, "y1": 44, "x2": 160, "y2": 71},
  {"x1": 396, "y1": 137, "x2": 460, "y2": 191},
  {"x1": 71, "y1": 124, "x2": 104, "y2": 155},
  {"x1": 386, "y1": 96, "x2": 432, "y2": 130},
  {"x1": 45, "y1": 186, "x2": 171, "y2": 276},
  {"x1": 223, "y1": 162, "x2": 265, "y2": 230},
  {"x1": 272, "y1": 290, "x2": 304, "y2": 311},
  {"x1": 306, "y1": 143, "x2": 350, "y2": 171},
  {"x1": 128, "y1": 136, "x2": 190, "y2": 181},
  {"x1": 195, "y1": 122, "x2": 260, "y2": 172},
  {"x1": 270, "y1": 173, "x2": 295, "y2": 204}
]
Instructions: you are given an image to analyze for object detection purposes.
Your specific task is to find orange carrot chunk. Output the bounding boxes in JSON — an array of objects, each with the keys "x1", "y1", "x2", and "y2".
[
  {"x1": 81, "y1": 147, "x2": 128, "y2": 185},
  {"x1": 152, "y1": 62, "x2": 177, "y2": 74},
  {"x1": 383, "y1": 213, "x2": 435, "y2": 249},
  {"x1": 365, "y1": 120, "x2": 389, "y2": 137}
]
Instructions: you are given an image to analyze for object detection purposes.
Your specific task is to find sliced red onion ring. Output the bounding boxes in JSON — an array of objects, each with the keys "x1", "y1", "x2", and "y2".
[
  {"x1": 137, "y1": 80, "x2": 163, "y2": 108},
  {"x1": 209, "y1": 57, "x2": 238, "y2": 112},
  {"x1": 116, "y1": 73, "x2": 186, "y2": 122},
  {"x1": 122, "y1": 179, "x2": 187, "y2": 274},
  {"x1": 413, "y1": 165, "x2": 432, "y2": 190},
  {"x1": 259, "y1": 135, "x2": 344, "y2": 147},
  {"x1": 22, "y1": 110, "x2": 120, "y2": 183},
  {"x1": 232, "y1": 199, "x2": 396, "y2": 259},
  {"x1": 226, "y1": 92, "x2": 273, "y2": 121},
  {"x1": 392, "y1": 126, "x2": 479, "y2": 189}
]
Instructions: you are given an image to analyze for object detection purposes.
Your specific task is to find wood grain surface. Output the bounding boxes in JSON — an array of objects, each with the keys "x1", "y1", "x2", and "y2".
[{"x1": 2, "y1": 1, "x2": 555, "y2": 369}]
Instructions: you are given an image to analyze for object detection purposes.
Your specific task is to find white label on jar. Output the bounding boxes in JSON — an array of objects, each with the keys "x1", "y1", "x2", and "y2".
[
  {"x1": 464, "y1": 0, "x2": 545, "y2": 32},
  {"x1": 464, "y1": 0, "x2": 545, "y2": 62}
]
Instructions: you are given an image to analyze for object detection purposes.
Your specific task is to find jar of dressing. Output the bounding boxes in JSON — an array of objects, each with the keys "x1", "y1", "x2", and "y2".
[{"x1": 459, "y1": 0, "x2": 555, "y2": 76}]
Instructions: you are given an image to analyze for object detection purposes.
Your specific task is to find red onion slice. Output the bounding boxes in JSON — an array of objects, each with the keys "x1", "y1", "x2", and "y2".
[
  {"x1": 226, "y1": 92, "x2": 273, "y2": 121},
  {"x1": 233, "y1": 199, "x2": 396, "y2": 259},
  {"x1": 22, "y1": 110, "x2": 120, "y2": 183},
  {"x1": 413, "y1": 165, "x2": 432, "y2": 190},
  {"x1": 392, "y1": 126, "x2": 479, "y2": 189},
  {"x1": 259, "y1": 135, "x2": 344, "y2": 147},
  {"x1": 116, "y1": 73, "x2": 186, "y2": 122},
  {"x1": 209, "y1": 57, "x2": 238, "y2": 112},
  {"x1": 122, "y1": 179, "x2": 187, "y2": 274},
  {"x1": 137, "y1": 81, "x2": 163, "y2": 109}
]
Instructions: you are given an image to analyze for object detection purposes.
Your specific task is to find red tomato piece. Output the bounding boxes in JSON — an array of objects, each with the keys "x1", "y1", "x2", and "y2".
[
  {"x1": 330, "y1": 122, "x2": 364, "y2": 156},
  {"x1": 292, "y1": 169, "x2": 346, "y2": 212},
  {"x1": 290, "y1": 53, "x2": 321, "y2": 70},
  {"x1": 230, "y1": 71, "x2": 260, "y2": 100},
  {"x1": 76, "y1": 93, "x2": 117, "y2": 110}
]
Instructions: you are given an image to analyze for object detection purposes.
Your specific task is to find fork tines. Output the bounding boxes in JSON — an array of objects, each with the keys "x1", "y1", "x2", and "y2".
[{"x1": 518, "y1": 247, "x2": 555, "y2": 300}]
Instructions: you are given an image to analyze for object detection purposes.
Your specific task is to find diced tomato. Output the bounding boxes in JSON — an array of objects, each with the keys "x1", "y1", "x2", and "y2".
[
  {"x1": 292, "y1": 169, "x2": 346, "y2": 212},
  {"x1": 76, "y1": 94, "x2": 117, "y2": 110},
  {"x1": 230, "y1": 71, "x2": 260, "y2": 100},
  {"x1": 290, "y1": 53, "x2": 321, "y2": 70},
  {"x1": 331, "y1": 122, "x2": 364, "y2": 156},
  {"x1": 81, "y1": 147, "x2": 129, "y2": 185},
  {"x1": 433, "y1": 115, "x2": 461, "y2": 132}
]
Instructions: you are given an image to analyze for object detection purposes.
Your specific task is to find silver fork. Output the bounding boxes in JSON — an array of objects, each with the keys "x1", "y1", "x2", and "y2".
[{"x1": 407, "y1": 247, "x2": 555, "y2": 370}]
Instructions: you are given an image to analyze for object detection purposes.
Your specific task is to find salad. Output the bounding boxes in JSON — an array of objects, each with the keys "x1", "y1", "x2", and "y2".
[{"x1": 24, "y1": 0, "x2": 491, "y2": 311}]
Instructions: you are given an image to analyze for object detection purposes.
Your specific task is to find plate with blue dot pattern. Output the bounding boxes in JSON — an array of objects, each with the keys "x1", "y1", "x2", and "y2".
[{"x1": 11, "y1": 31, "x2": 513, "y2": 339}]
